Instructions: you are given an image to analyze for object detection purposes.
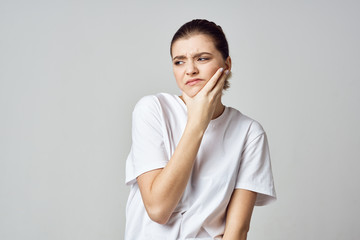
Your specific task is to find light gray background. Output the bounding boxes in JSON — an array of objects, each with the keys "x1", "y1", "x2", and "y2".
[{"x1": 1, "y1": 0, "x2": 359, "y2": 239}]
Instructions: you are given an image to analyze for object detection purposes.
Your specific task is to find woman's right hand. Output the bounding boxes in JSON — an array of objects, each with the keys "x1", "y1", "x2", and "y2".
[{"x1": 182, "y1": 67, "x2": 229, "y2": 131}]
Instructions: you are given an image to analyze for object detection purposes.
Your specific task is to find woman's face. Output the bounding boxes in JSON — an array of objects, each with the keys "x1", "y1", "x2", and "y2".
[{"x1": 171, "y1": 34, "x2": 231, "y2": 97}]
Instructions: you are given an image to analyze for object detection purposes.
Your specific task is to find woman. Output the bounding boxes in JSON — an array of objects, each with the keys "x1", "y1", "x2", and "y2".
[{"x1": 125, "y1": 19, "x2": 276, "y2": 240}]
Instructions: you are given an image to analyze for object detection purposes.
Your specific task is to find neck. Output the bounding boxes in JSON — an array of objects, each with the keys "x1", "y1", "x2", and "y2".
[{"x1": 212, "y1": 99, "x2": 225, "y2": 120}]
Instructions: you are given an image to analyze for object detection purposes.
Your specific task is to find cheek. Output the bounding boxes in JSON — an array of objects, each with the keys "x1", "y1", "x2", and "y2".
[{"x1": 203, "y1": 64, "x2": 221, "y2": 80}]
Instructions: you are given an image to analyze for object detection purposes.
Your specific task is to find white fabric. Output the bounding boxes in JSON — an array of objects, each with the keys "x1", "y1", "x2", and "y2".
[{"x1": 125, "y1": 93, "x2": 276, "y2": 240}]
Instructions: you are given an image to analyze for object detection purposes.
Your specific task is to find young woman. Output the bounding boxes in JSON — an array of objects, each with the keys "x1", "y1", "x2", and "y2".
[{"x1": 125, "y1": 19, "x2": 276, "y2": 240}]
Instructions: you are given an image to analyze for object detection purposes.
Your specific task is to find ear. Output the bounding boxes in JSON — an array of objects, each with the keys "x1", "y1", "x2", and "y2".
[{"x1": 225, "y1": 56, "x2": 232, "y2": 71}]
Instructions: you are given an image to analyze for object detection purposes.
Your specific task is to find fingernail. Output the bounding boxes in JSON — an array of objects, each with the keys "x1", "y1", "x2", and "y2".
[{"x1": 220, "y1": 68, "x2": 224, "y2": 72}]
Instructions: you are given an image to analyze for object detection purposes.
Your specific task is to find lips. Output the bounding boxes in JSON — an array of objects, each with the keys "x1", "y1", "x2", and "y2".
[{"x1": 186, "y1": 78, "x2": 203, "y2": 86}]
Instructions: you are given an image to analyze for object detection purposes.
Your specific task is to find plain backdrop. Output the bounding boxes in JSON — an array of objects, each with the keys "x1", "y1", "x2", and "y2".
[{"x1": 1, "y1": 0, "x2": 359, "y2": 239}]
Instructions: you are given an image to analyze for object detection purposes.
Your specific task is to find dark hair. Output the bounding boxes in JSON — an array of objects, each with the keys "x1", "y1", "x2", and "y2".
[{"x1": 170, "y1": 19, "x2": 230, "y2": 90}]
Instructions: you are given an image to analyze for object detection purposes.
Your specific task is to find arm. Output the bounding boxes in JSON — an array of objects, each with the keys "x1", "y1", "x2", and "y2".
[
  {"x1": 137, "y1": 68, "x2": 229, "y2": 224},
  {"x1": 136, "y1": 122, "x2": 204, "y2": 224},
  {"x1": 222, "y1": 189, "x2": 257, "y2": 240}
]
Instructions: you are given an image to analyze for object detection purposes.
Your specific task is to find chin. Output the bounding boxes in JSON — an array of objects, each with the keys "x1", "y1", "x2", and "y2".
[
  {"x1": 185, "y1": 83, "x2": 207, "y2": 96},
  {"x1": 185, "y1": 87, "x2": 203, "y2": 98}
]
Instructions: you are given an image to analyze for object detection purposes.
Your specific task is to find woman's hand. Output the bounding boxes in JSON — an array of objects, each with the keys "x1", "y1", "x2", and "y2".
[{"x1": 182, "y1": 67, "x2": 230, "y2": 131}]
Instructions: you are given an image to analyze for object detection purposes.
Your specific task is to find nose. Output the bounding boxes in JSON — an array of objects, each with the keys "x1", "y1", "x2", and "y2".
[{"x1": 185, "y1": 61, "x2": 198, "y2": 76}]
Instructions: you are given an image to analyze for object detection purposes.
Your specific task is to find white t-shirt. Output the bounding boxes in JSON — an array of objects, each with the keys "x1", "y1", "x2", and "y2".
[{"x1": 125, "y1": 93, "x2": 276, "y2": 240}]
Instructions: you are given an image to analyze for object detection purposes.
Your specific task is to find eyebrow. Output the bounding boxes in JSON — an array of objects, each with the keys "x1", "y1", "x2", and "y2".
[{"x1": 172, "y1": 52, "x2": 213, "y2": 61}]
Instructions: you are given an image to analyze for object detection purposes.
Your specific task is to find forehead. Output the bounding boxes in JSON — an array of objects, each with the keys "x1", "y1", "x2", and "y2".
[{"x1": 172, "y1": 34, "x2": 218, "y2": 56}]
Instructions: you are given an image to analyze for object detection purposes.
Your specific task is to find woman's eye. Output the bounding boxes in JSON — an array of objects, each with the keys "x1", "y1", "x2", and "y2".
[
  {"x1": 174, "y1": 61, "x2": 184, "y2": 65},
  {"x1": 198, "y1": 57, "x2": 209, "y2": 61}
]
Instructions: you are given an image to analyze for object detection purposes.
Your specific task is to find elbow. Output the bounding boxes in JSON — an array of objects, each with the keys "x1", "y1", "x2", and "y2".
[
  {"x1": 145, "y1": 205, "x2": 171, "y2": 225},
  {"x1": 149, "y1": 214, "x2": 169, "y2": 225},
  {"x1": 239, "y1": 223, "x2": 250, "y2": 234},
  {"x1": 238, "y1": 224, "x2": 250, "y2": 237}
]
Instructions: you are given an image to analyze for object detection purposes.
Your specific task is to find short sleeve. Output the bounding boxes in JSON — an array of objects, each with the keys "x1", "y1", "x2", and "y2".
[
  {"x1": 125, "y1": 96, "x2": 168, "y2": 185},
  {"x1": 235, "y1": 122, "x2": 276, "y2": 206}
]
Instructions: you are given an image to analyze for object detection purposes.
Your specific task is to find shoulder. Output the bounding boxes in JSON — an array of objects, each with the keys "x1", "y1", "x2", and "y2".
[
  {"x1": 227, "y1": 108, "x2": 264, "y2": 131},
  {"x1": 133, "y1": 93, "x2": 164, "y2": 115},
  {"x1": 132, "y1": 93, "x2": 181, "y2": 122},
  {"x1": 133, "y1": 95, "x2": 158, "y2": 111},
  {"x1": 131, "y1": 95, "x2": 162, "y2": 126},
  {"x1": 226, "y1": 107, "x2": 266, "y2": 140},
  {"x1": 134, "y1": 93, "x2": 183, "y2": 118}
]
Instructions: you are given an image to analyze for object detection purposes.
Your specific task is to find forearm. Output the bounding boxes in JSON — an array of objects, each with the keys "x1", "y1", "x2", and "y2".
[
  {"x1": 222, "y1": 189, "x2": 256, "y2": 240},
  {"x1": 138, "y1": 121, "x2": 205, "y2": 223},
  {"x1": 153, "y1": 123, "x2": 203, "y2": 204}
]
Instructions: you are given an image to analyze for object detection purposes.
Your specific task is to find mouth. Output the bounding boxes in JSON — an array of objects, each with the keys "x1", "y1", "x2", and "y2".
[{"x1": 186, "y1": 78, "x2": 203, "y2": 86}]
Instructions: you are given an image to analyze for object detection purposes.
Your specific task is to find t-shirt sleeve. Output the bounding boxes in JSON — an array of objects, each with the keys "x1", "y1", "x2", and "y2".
[
  {"x1": 235, "y1": 121, "x2": 276, "y2": 206},
  {"x1": 125, "y1": 95, "x2": 168, "y2": 185}
]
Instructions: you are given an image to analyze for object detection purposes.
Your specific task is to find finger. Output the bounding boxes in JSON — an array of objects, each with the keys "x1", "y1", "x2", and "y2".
[
  {"x1": 211, "y1": 69, "x2": 230, "y2": 96},
  {"x1": 209, "y1": 71, "x2": 228, "y2": 102},
  {"x1": 200, "y1": 68, "x2": 224, "y2": 94}
]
